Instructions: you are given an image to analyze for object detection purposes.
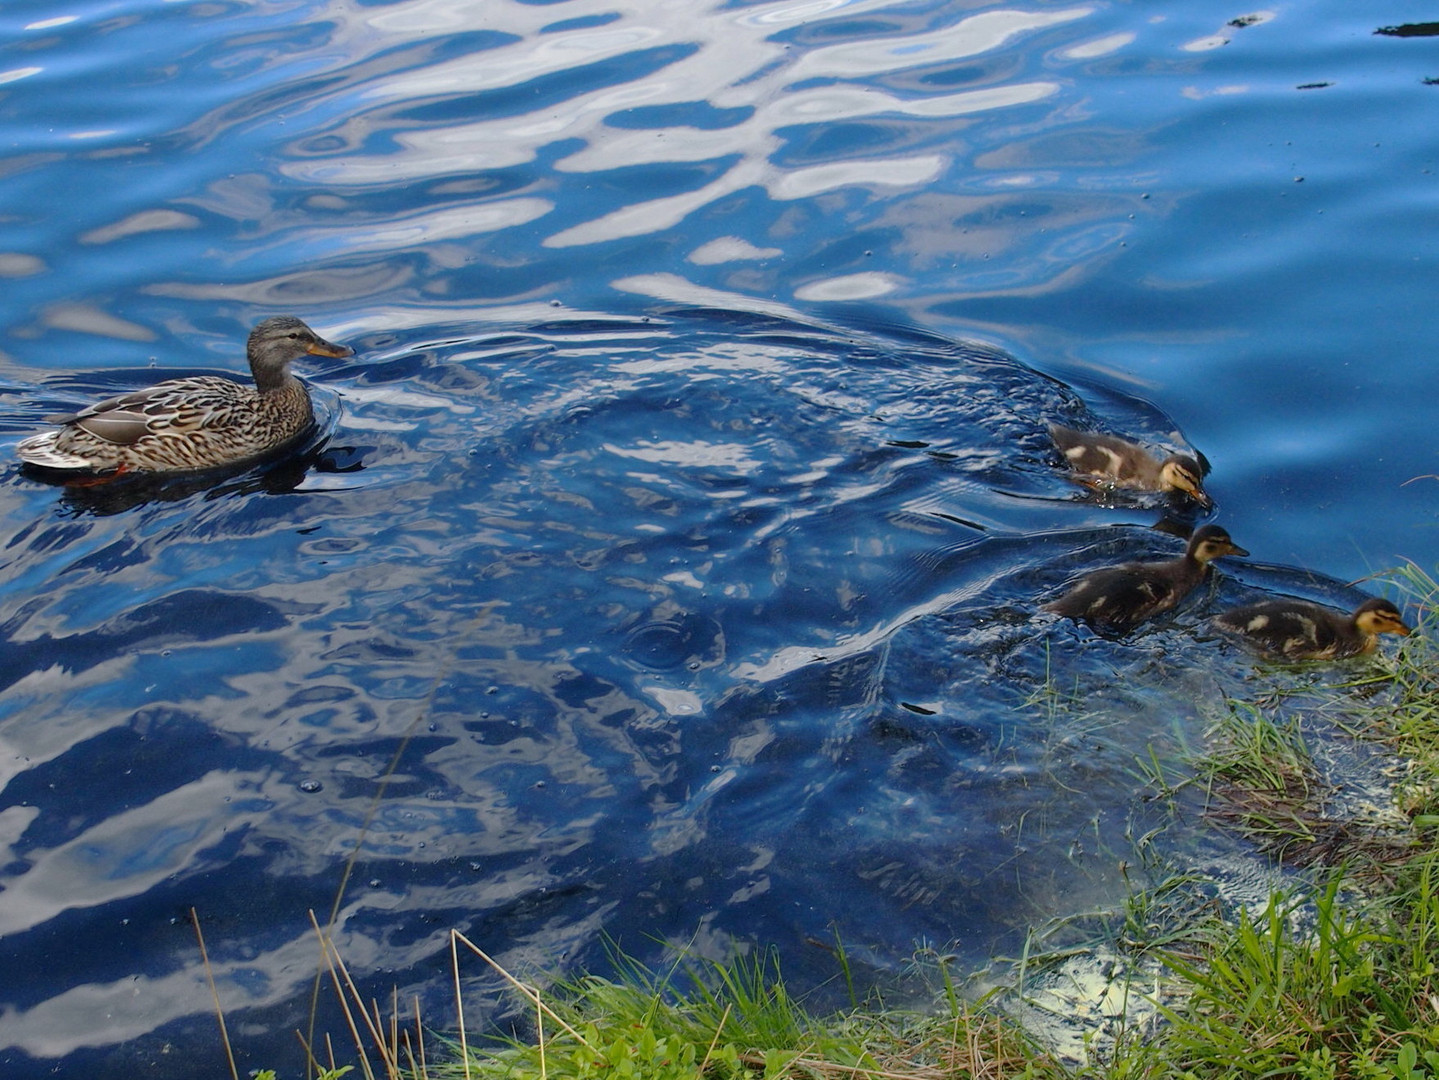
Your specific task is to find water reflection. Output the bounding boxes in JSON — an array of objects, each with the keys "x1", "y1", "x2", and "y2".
[
  {"x1": 1, "y1": 0, "x2": 1171, "y2": 360},
  {"x1": 1, "y1": 0, "x2": 1435, "y2": 1073},
  {"x1": 0, "y1": 298, "x2": 1421, "y2": 1080},
  {"x1": 274, "y1": 1, "x2": 1089, "y2": 255},
  {"x1": 0, "y1": 309, "x2": 1327, "y2": 1071}
]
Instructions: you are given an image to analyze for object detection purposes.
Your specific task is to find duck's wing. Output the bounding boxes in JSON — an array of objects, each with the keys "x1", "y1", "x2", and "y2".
[
  {"x1": 1045, "y1": 566, "x2": 1179, "y2": 632},
  {"x1": 1049, "y1": 425, "x2": 1156, "y2": 483},
  {"x1": 1214, "y1": 602, "x2": 1342, "y2": 659},
  {"x1": 50, "y1": 377, "x2": 246, "y2": 445}
]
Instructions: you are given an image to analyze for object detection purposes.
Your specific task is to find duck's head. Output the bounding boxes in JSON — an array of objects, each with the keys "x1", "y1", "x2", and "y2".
[
  {"x1": 1353, "y1": 598, "x2": 1412, "y2": 638},
  {"x1": 1159, "y1": 454, "x2": 1212, "y2": 508},
  {"x1": 247, "y1": 316, "x2": 354, "y2": 389},
  {"x1": 1186, "y1": 524, "x2": 1249, "y2": 563}
]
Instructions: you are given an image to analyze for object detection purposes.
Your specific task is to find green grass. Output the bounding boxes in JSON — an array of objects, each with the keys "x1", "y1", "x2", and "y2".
[
  {"x1": 1197, "y1": 702, "x2": 1322, "y2": 859},
  {"x1": 280, "y1": 927, "x2": 1069, "y2": 1080},
  {"x1": 1363, "y1": 564, "x2": 1439, "y2": 825},
  {"x1": 1132, "y1": 860, "x2": 1439, "y2": 1080},
  {"x1": 279, "y1": 864, "x2": 1439, "y2": 1080}
]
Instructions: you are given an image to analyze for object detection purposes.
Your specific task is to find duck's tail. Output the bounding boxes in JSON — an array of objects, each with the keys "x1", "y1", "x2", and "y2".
[{"x1": 16, "y1": 431, "x2": 96, "y2": 471}]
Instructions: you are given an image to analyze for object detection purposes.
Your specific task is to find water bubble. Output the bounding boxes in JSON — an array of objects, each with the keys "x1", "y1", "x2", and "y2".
[{"x1": 298, "y1": 779, "x2": 323, "y2": 794}]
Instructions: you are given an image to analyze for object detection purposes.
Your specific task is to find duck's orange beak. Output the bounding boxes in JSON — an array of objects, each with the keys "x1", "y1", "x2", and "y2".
[{"x1": 306, "y1": 338, "x2": 354, "y2": 359}]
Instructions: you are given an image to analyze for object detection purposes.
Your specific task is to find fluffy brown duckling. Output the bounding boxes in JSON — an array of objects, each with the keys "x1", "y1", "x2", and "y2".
[
  {"x1": 1044, "y1": 524, "x2": 1249, "y2": 634},
  {"x1": 16, "y1": 315, "x2": 353, "y2": 475},
  {"x1": 1211, "y1": 596, "x2": 1412, "y2": 661},
  {"x1": 1049, "y1": 423, "x2": 1211, "y2": 507}
]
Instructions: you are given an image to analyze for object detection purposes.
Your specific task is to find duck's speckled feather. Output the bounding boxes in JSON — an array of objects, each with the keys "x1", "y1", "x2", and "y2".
[
  {"x1": 20, "y1": 378, "x2": 313, "y2": 471},
  {"x1": 1043, "y1": 525, "x2": 1247, "y2": 635},
  {"x1": 1212, "y1": 598, "x2": 1410, "y2": 661},
  {"x1": 1048, "y1": 423, "x2": 1210, "y2": 506},
  {"x1": 16, "y1": 316, "x2": 350, "y2": 474}
]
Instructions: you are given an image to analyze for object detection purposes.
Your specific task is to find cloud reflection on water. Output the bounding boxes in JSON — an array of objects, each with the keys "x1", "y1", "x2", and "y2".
[{"x1": 277, "y1": 1, "x2": 1089, "y2": 254}]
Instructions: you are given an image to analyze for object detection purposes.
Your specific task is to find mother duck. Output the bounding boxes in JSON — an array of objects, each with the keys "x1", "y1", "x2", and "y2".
[{"x1": 16, "y1": 315, "x2": 352, "y2": 475}]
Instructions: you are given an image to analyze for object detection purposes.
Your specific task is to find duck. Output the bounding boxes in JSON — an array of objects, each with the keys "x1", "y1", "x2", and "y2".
[
  {"x1": 16, "y1": 316, "x2": 353, "y2": 475},
  {"x1": 1211, "y1": 596, "x2": 1412, "y2": 661},
  {"x1": 1043, "y1": 524, "x2": 1249, "y2": 634},
  {"x1": 1049, "y1": 423, "x2": 1212, "y2": 507}
]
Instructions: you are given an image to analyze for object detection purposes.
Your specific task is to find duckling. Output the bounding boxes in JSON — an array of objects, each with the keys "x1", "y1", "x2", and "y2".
[
  {"x1": 16, "y1": 316, "x2": 353, "y2": 475},
  {"x1": 1049, "y1": 423, "x2": 1211, "y2": 507},
  {"x1": 1043, "y1": 524, "x2": 1248, "y2": 634},
  {"x1": 1211, "y1": 596, "x2": 1412, "y2": 661}
]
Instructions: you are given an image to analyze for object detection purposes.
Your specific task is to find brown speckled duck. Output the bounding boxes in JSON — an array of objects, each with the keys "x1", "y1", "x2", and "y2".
[
  {"x1": 1211, "y1": 596, "x2": 1412, "y2": 661},
  {"x1": 1049, "y1": 423, "x2": 1211, "y2": 507},
  {"x1": 1044, "y1": 524, "x2": 1248, "y2": 634},
  {"x1": 17, "y1": 316, "x2": 352, "y2": 475}
]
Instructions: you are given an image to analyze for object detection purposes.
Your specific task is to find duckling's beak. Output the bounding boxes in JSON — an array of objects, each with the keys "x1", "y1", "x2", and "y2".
[
  {"x1": 1395, "y1": 619, "x2": 1413, "y2": 637},
  {"x1": 305, "y1": 337, "x2": 354, "y2": 359},
  {"x1": 1193, "y1": 490, "x2": 1214, "y2": 510},
  {"x1": 1224, "y1": 542, "x2": 1250, "y2": 558}
]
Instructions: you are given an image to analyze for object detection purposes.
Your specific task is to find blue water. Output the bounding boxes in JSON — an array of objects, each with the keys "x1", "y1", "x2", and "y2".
[{"x1": 1, "y1": 0, "x2": 1437, "y2": 1075}]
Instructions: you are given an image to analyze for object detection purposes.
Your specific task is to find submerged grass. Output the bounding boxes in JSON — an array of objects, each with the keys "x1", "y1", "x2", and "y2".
[
  {"x1": 237, "y1": 563, "x2": 1439, "y2": 1080},
  {"x1": 1198, "y1": 703, "x2": 1324, "y2": 860}
]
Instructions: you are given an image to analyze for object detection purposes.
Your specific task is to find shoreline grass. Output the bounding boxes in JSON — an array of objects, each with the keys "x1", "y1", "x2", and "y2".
[{"x1": 243, "y1": 565, "x2": 1439, "y2": 1080}]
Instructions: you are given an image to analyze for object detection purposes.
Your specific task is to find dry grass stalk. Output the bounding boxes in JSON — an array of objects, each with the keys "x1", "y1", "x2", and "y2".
[
  {"x1": 192, "y1": 908, "x2": 241, "y2": 1080},
  {"x1": 697, "y1": 1002, "x2": 732, "y2": 1076},
  {"x1": 451, "y1": 928, "x2": 470, "y2": 1080},
  {"x1": 408, "y1": 995, "x2": 427, "y2": 1077},
  {"x1": 309, "y1": 911, "x2": 378, "y2": 1080},
  {"x1": 450, "y1": 929, "x2": 600, "y2": 1055},
  {"x1": 535, "y1": 989, "x2": 547, "y2": 1080},
  {"x1": 306, "y1": 910, "x2": 429, "y2": 1080},
  {"x1": 733, "y1": 1049, "x2": 940, "y2": 1080}
]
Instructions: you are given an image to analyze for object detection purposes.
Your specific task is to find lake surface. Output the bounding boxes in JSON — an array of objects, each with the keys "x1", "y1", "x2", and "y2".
[{"x1": 0, "y1": 1, "x2": 1436, "y2": 1075}]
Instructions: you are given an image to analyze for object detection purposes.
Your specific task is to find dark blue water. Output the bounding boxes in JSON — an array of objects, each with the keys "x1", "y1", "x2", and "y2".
[{"x1": 1, "y1": 1, "x2": 1436, "y2": 1075}]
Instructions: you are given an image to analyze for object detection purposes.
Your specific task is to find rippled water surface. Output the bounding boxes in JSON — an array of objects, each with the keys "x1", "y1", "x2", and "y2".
[{"x1": 1, "y1": 1, "x2": 1437, "y2": 1075}]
